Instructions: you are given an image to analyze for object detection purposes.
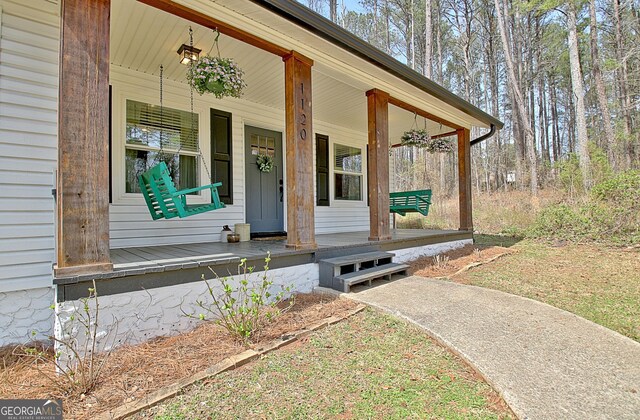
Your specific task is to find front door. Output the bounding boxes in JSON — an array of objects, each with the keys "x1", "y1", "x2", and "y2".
[{"x1": 245, "y1": 126, "x2": 284, "y2": 235}]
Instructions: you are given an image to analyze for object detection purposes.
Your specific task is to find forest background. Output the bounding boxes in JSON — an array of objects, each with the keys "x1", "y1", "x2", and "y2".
[{"x1": 299, "y1": 0, "x2": 640, "y2": 244}]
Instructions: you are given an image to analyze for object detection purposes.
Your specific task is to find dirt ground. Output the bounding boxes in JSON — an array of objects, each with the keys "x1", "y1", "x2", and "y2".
[
  {"x1": 0, "y1": 293, "x2": 357, "y2": 419},
  {"x1": 409, "y1": 243, "x2": 514, "y2": 278}
]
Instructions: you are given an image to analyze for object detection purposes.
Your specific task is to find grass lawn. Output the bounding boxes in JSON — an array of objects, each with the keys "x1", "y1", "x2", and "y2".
[
  {"x1": 455, "y1": 236, "x2": 640, "y2": 342},
  {"x1": 141, "y1": 309, "x2": 513, "y2": 419}
]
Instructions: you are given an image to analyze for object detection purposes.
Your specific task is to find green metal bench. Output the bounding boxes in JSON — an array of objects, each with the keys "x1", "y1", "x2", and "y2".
[
  {"x1": 390, "y1": 189, "x2": 432, "y2": 217},
  {"x1": 138, "y1": 161, "x2": 225, "y2": 220}
]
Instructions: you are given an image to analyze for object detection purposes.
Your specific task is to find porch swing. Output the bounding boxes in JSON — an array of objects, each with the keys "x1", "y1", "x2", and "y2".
[
  {"x1": 389, "y1": 113, "x2": 434, "y2": 218},
  {"x1": 138, "y1": 30, "x2": 225, "y2": 220}
]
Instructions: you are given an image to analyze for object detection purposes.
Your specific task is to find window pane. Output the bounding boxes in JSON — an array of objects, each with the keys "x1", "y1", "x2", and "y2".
[
  {"x1": 334, "y1": 144, "x2": 362, "y2": 174},
  {"x1": 125, "y1": 149, "x2": 197, "y2": 194},
  {"x1": 126, "y1": 100, "x2": 198, "y2": 152},
  {"x1": 335, "y1": 173, "x2": 361, "y2": 201}
]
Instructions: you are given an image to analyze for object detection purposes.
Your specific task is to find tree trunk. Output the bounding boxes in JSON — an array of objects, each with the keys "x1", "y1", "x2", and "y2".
[
  {"x1": 589, "y1": 0, "x2": 616, "y2": 166},
  {"x1": 613, "y1": 0, "x2": 633, "y2": 140},
  {"x1": 495, "y1": 0, "x2": 537, "y2": 194},
  {"x1": 567, "y1": 2, "x2": 591, "y2": 189},
  {"x1": 550, "y1": 79, "x2": 560, "y2": 162},
  {"x1": 435, "y1": 0, "x2": 443, "y2": 83},
  {"x1": 424, "y1": 0, "x2": 432, "y2": 78},
  {"x1": 329, "y1": 0, "x2": 337, "y2": 22},
  {"x1": 410, "y1": 0, "x2": 415, "y2": 69}
]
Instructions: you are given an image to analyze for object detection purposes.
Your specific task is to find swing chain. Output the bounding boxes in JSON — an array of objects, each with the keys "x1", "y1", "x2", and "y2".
[
  {"x1": 153, "y1": 64, "x2": 165, "y2": 165},
  {"x1": 188, "y1": 26, "x2": 213, "y2": 184}
]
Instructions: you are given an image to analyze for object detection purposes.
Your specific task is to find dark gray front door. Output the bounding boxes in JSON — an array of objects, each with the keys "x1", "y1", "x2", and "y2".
[{"x1": 245, "y1": 126, "x2": 284, "y2": 234}]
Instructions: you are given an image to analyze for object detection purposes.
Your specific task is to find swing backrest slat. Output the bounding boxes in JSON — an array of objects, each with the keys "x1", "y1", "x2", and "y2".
[{"x1": 138, "y1": 162, "x2": 184, "y2": 219}]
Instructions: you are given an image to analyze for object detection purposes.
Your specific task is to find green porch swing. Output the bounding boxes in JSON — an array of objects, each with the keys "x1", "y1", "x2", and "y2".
[
  {"x1": 389, "y1": 114, "x2": 434, "y2": 218},
  {"x1": 138, "y1": 34, "x2": 225, "y2": 220}
]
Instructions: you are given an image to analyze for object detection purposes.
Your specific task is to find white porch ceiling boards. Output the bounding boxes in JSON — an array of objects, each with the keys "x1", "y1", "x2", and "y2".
[
  {"x1": 209, "y1": 0, "x2": 484, "y2": 129},
  {"x1": 110, "y1": 0, "x2": 284, "y2": 110},
  {"x1": 110, "y1": 0, "x2": 455, "y2": 140}
]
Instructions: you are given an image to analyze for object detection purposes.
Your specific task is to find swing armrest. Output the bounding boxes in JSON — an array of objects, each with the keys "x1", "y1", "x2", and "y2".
[
  {"x1": 172, "y1": 182, "x2": 223, "y2": 196},
  {"x1": 416, "y1": 195, "x2": 431, "y2": 204}
]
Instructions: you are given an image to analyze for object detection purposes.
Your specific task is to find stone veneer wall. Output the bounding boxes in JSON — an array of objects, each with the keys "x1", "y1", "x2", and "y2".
[
  {"x1": 393, "y1": 239, "x2": 473, "y2": 263},
  {"x1": 0, "y1": 287, "x2": 55, "y2": 347},
  {"x1": 54, "y1": 263, "x2": 319, "y2": 353}
]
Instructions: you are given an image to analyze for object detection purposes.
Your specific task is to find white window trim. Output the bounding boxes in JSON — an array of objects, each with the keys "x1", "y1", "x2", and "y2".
[
  {"x1": 330, "y1": 138, "x2": 367, "y2": 207},
  {"x1": 111, "y1": 84, "x2": 212, "y2": 206}
]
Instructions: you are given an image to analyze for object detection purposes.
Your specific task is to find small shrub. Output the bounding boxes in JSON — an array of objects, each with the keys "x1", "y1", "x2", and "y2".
[
  {"x1": 432, "y1": 254, "x2": 450, "y2": 269},
  {"x1": 188, "y1": 253, "x2": 294, "y2": 343},
  {"x1": 528, "y1": 170, "x2": 640, "y2": 244},
  {"x1": 556, "y1": 153, "x2": 584, "y2": 198},
  {"x1": 18, "y1": 281, "x2": 116, "y2": 396},
  {"x1": 527, "y1": 204, "x2": 590, "y2": 241}
]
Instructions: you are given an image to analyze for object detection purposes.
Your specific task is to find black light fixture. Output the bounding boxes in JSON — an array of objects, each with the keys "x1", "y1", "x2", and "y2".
[{"x1": 177, "y1": 44, "x2": 201, "y2": 65}]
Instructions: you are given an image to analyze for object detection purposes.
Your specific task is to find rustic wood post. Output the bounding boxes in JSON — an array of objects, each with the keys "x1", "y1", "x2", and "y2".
[
  {"x1": 457, "y1": 128, "x2": 473, "y2": 231},
  {"x1": 366, "y1": 89, "x2": 392, "y2": 241},
  {"x1": 55, "y1": 0, "x2": 113, "y2": 276},
  {"x1": 283, "y1": 51, "x2": 317, "y2": 250}
]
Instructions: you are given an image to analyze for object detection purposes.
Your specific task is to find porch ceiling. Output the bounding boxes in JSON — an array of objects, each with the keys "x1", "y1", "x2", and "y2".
[{"x1": 111, "y1": 0, "x2": 454, "y2": 139}]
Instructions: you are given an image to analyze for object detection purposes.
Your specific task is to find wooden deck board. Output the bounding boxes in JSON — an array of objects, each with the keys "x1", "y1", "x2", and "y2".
[
  {"x1": 109, "y1": 229, "x2": 462, "y2": 268},
  {"x1": 56, "y1": 229, "x2": 471, "y2": 300}
]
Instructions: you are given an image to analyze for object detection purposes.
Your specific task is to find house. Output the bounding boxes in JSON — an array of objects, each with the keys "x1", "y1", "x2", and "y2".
[{"x1": 0, "y1": 0, "x2": 502, "y2": 347}]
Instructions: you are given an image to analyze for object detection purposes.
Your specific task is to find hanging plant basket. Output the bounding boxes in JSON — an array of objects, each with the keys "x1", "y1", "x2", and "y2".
[
  {"x1": 188, "y1": 56, "x2": 247, "y2": 99},
  {"x1": 425, "y1": 137, "x2": 455, "y2": 154},
  {"x1": 256, "y1": 154, "x2": 274, "y2": 173},
  {"x1": 401, "y1": 128, "x2": 431, "y2": 148}
]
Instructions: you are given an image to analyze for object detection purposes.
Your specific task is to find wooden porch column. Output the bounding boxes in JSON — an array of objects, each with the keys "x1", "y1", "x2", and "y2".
[
  {"x1": 56, "y1": 0, "x2": 113, "y2": 276},
  {"x1": 366, "y1": 89, "x2": 392, "y2": 241},
  {"x1": 283, "y1": 51, "x2": 316, "y2": 250},
  {"x1": 457, "y1": 128, "x2": 473, "y2": 231}
]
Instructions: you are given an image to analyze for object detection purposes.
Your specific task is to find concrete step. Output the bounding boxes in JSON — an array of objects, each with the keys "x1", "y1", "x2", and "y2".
[{"x1": 335, "y1": 263, "x2": 409, "y2": 292}]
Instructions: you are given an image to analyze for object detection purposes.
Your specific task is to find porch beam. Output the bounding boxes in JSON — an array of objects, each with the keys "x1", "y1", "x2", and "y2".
[
  {"x1": 457, "y1": 128, "x2": 473, "y2": 231},
  {"x1": 138, "y1": 0, "x2": 291, "y2": 57},
  {"x1": 366, "y1": 88, "x2": 392, "y2": 241},
  {"x1": 56, "y1": 0, "x2": 113, "y2": 276},
  {"x1": 284, "y1": 51, "x2": 317, "y2": 250},
  {"x1": 388, "y1": 96, "x2": 463, "y2": 131}
]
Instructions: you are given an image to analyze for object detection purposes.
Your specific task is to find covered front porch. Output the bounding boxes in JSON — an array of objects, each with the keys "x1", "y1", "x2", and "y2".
[{"x1": 54, "y1": 0, "x2": 494, "y2": 280}]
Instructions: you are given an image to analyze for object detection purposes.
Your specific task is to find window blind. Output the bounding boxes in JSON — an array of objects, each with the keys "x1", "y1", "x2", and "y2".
[
  {"x1": 126, "y1": 100, "x2": 198, "y2": 152},
  {"x1": 334, "y1": 144, "x2": 362, "y2": 174}
]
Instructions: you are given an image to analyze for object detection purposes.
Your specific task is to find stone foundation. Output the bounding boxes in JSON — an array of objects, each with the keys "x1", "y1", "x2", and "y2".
[{"x1": 0, "y1": 287, "x2": 55, "y2": 347}]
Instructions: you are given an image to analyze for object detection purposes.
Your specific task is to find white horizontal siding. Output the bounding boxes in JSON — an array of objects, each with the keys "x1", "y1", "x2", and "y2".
[
  {"x1": 313, "y1": 120, "x2": 370, "y2": 234},
  {"x1": 0, "y1": 0, "x2": 58, "y2": 293},
  {"x1": 108, "y1": 67, "x2": 280, "y2": 248}
]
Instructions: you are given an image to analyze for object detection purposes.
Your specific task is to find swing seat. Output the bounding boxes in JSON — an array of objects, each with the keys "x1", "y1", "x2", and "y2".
[
  {"x1": 138, "y1": 162, "x2": 225, "y2": 220},
  {"x1": 390, "y1": 189, "x2": 432, "y2": 217}
]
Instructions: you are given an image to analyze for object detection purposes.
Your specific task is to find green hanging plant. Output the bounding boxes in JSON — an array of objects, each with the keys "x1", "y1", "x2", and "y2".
[
  {"x1": 188, "y1": 56, "x2": 247, "y2": 99},
  {"x1": 187, "y1": 29, "x2": 247, "y2": 99},
  {"x1": 401, "y1": 128, "x2": 431, "y2": 147},
  {"x1": 425, "y1": 137, "x2": 455, "y2": 153},
  {"x1": 256, "y1": 154, "x2": 274, "y2": 173}
]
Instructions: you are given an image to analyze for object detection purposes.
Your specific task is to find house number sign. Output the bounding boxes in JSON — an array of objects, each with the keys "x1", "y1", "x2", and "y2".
[{"x1": 299, "y1": 82, "x2": 307, "y2": 140}]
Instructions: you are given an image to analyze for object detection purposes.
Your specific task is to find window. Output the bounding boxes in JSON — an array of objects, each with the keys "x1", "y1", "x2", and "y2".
[
  {"x1": 334, "y1": 143, "x2": 362, "y2": 201},
  {"x1": 125, "y1": 99, "x2": 199, "y2": 194},
  {"x1": 249, "y1": 134, "x2": 276, "y2": 157}
]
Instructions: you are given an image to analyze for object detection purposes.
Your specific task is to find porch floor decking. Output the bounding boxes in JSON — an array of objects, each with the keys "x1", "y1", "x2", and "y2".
[
  {"x1": 110, "y1": 229, "x2": 466, "y2": 270},
  {"x1": 54, "y1": 229, "x2": 472, "y2": 301}
]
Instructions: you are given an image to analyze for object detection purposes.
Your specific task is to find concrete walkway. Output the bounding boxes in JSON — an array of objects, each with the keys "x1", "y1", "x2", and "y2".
[{"x1": 348, "y1": 276, "x2": 640, "y2": 420}]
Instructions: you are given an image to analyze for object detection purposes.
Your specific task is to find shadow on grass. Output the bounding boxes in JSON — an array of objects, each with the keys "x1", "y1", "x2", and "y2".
[{"x1": 473, "y1": 234, "x2": 524, "y2": 248}]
